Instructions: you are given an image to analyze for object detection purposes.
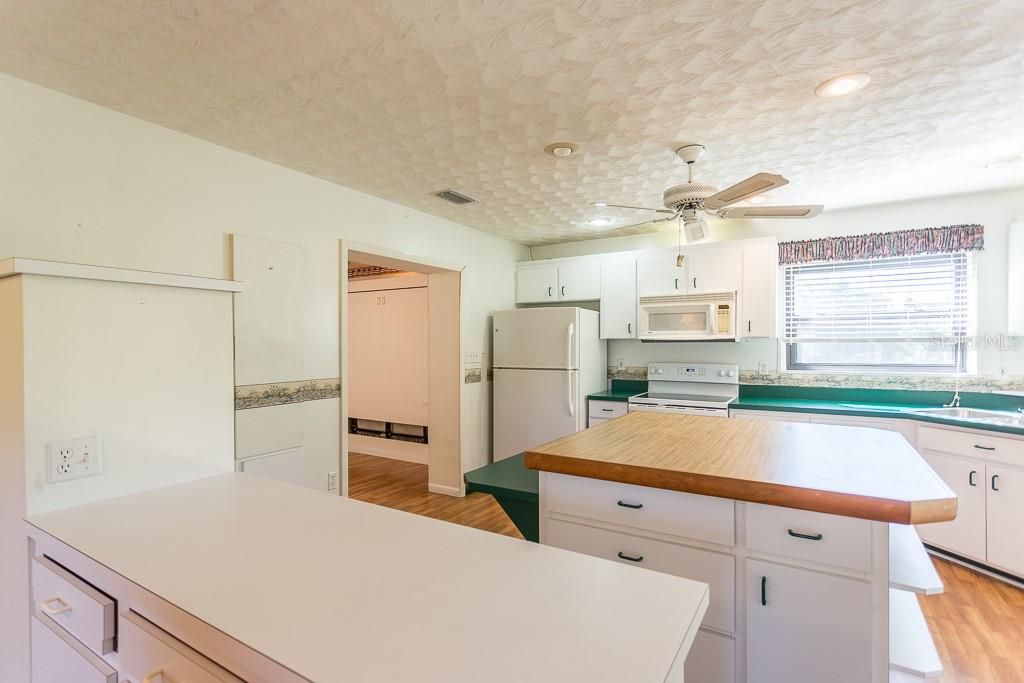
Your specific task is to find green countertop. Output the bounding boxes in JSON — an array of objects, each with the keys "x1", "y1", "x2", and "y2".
[
  {"x1": 587, "y1": 388, "x2": 643, "y2": 402},
  {"x1": 587, "y1": 379, "x2": 648, "y2": 403},
  {"x1": 733, "y1": 393, "x2": 1024, "y2": 437}
]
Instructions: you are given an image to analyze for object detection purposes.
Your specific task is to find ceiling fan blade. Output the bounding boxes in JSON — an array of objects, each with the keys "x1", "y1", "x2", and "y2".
[
  {"x1": 605, "y1": 215, "x2": 678, "y2": 232},
  {"x1": 716, "y1": 205, "x2": 824, "y2": 219},
  {"x1": 591, "y1": 202, "x2": 675, "y2": 214},
  {"x1": 703, "y1": 173, "x2": 788, "y2": 211}
]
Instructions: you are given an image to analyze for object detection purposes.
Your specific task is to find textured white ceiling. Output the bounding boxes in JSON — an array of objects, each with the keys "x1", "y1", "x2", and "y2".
[{"x1": 2, "y1": 0, "x2": 1023, "y2": 245}]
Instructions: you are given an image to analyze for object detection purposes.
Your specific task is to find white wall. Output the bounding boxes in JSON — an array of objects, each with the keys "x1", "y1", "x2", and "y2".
[
  {"x1": 531, "y1": 187, "x2": 1024, "y2": 377},
  {"x1": 0, "y1": 74, "x2": 529, "y2": 484}
]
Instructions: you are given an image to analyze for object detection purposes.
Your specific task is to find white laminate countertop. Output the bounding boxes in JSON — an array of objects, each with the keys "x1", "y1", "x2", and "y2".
[{"x1": 26, "y1": 473, "x2": 708, "y2": 683}]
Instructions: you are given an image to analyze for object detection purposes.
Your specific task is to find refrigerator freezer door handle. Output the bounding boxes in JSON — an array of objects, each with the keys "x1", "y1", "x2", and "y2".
[{"x1": 566, "y1": 322, "x2": 575, "y2": 369}]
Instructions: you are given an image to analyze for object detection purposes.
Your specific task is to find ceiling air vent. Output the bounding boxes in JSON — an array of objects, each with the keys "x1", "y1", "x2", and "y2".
[{"x1": 432, "y1": 188, "x2": 477, "y2": 205}]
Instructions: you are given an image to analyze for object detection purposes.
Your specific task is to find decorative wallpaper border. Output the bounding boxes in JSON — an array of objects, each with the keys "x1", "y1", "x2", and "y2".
[
  {"x1": 235, "y1": 378, "x2": 340, "y2": 410},
  {"x1": 740, "y1": 371, "x2": 1024, "y2": 393},
  {"x1": 464, "y1": 368, "x2": 482, "y2": 384},
  {"x1": 607, "y1": 366, "x2": 1024, "y2": 393}
]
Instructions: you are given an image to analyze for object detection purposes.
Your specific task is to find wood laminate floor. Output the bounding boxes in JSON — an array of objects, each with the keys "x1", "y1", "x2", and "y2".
[{"x1": 348, "y1": 452, "x2": 1024, "y2": 682}]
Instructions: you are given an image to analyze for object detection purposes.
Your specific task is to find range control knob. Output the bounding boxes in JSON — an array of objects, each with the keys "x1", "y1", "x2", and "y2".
[
  {"x1": 728, "y1": 370, "x2": 736, "y2": 377},
  {"x1": 718, "y1": 370, "x2": 727, "y2": 377}
]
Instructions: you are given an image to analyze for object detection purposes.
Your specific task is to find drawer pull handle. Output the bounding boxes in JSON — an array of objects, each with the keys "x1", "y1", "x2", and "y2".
[
  {"x1": 601, "y1": 408, "x2": 615, "y2": 412},
  {"x1": 969, "y1": 470, "x2": 977, "y2": 486},
  {"x1": 761, "y1": 576, "x2": 767, "y2": 606},
  {"x1": 40, "y1": 597, "x2": 72, "y2": 616},
  {"x1": 787, "y1": 529, "x2": 823, "y2": 541},
  {"x1": 617, "y1": 551, "x2": 644, "y2": 563},
  {"x1": 992, "y1": 474, "x2": 1000, "y2": 492},
  {"x1": 974, "y1": 444, "x2": 996, "y2": 451},
  {"x1": 616, "y1": 500, "x2": 643, "y2": 509}
]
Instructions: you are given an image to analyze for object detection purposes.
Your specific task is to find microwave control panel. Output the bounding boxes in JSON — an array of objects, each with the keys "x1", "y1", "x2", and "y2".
[{"x1": 716, "y1": 304, "x2": 732, "y2": 334}]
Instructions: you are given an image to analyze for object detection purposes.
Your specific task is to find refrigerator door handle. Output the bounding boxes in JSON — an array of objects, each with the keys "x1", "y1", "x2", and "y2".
[
  {"x1": 566, "y1": 322, "x2": 575, "y2": 369},
  {"x1": 567, "y1": 370, "x2": 576, "y2": 418}
]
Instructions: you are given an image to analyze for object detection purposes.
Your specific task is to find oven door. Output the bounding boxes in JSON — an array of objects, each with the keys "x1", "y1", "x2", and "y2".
[
  {"x1": 638, "y1": 298, "x2": 716, "y2": 340},
  {"x1": 628, "y1": 402, "x2": 729, "y2": 417}
]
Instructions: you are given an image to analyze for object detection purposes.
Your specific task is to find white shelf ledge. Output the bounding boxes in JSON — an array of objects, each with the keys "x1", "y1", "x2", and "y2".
[
  {"x1": 890, "y1": 524, "x2": 943, "y2": 595},
  {"x1": 890, "y1": 588, "x2": 942, "y2": 679},
  {"x1": 0, "y1": 257, "x2": 243, "y2": 292}
]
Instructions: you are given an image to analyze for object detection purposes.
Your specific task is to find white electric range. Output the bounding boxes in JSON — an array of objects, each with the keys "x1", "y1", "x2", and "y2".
[{"x1": 627, "y1": 362, "x2": 739, "y2": 417}]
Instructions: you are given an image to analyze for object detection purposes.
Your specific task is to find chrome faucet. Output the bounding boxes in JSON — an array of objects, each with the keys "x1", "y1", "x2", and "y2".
[{"x1": 944, "y1": 391, "x2": 961, "y2": 408}]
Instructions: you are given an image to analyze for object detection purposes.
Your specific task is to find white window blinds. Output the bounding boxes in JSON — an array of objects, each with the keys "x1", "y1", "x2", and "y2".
[{"x1": 783, "y1": 252, "x2": 972, "y2": 344}]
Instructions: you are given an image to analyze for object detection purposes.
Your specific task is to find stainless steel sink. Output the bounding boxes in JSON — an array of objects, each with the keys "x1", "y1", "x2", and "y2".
[{"x1": 910, "y1": 407, "x2": 1024, "y2": 426}]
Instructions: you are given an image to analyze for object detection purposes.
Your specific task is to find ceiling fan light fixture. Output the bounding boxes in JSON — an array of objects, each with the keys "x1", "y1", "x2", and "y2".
[
  {"x1": 588, "y1": 217, "x2": 612, "y2": 227},
  {"x1": 545, "y1": 142, "x2": 578, "y2": 157},
  {"x1": 814, "y1": 72, "x2": 871, "y2": 98}
]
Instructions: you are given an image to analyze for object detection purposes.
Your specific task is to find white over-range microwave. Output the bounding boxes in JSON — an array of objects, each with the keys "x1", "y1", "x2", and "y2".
[{"x1": 637, "y1": 292, "x2": 737, "y2": 341}]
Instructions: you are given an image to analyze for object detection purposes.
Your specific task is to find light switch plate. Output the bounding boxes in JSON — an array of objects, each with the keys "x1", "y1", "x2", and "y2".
[
  {"x1": 47, "y1": 436, "x2": 103, "y2": 483},
  {"x1": 327, "y1": 470, "x2": 339, "y2": 491},
  {"x1": 464, "y1": 350, "x2": 481, "y2": 366}
]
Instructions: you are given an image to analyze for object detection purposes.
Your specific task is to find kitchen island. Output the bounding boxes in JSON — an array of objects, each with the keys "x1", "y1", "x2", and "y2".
[
  {"x1": 525, "y1": 411, "x2": 957, "y2": 683},
  {"x1": 24, "y1": 473, "x2": 708, "y2": 683}
]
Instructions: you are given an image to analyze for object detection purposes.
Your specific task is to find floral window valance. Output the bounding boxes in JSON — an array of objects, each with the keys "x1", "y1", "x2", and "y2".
[{"x1": 778, "y1": 224, "x2": 984, "y2": 265}]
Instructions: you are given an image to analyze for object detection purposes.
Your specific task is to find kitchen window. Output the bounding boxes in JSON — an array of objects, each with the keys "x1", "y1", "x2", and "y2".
[{"x1": 783, "y1": 251, "x2": 974, "y2": 373}]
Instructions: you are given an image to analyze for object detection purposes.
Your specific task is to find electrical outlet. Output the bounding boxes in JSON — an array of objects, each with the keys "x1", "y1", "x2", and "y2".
[
  {"x1": 47, "y1": 436, "x2": 103, "y2": 483},
  {"x1": 327, "y1": 470, "x2": 339, "y2": 491}
]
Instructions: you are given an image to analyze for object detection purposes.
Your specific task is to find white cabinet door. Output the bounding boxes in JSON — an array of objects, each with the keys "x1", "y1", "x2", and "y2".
[
  {"x1": 916, "y1": 451, "x2": 986, "y2": 561},
  {"x1": 637, "y1": 248, "x2": 685, "y2": 297},
  {"x1": 557, "y1": 259, "x2": 601, "y2": 301},
  {"x1": 739, "y1": 239, "x2": 778, "y2": 338},
  {"x1": 747, "y1": 560, "x2": 872, "y2": 683},
  {"x1": 515, "y1": 264, "x2": 559, "y2": 303},
  {"x1": 686, "y1": 245, "x2": 740, "y2": 294},
  {"x1": 985, "y1": 463, "x2": 1024, "y2": 576},
  {"x1": 599, "y1": 255, "x2": 637, "y2": 339}
]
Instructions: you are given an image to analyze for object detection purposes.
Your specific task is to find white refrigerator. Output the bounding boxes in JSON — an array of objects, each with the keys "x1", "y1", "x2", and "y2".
[{"x1": 492, "y1": 307, "x2": 607, "y2": 461}]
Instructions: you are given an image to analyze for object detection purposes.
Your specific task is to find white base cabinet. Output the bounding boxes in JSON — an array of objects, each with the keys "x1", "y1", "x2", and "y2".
[
  {"x1": 540, "y1": 471, "x2": 944, "y2": 683},
  {"x1": 747, "y1": 560, "x2": 872, "y2": 683},
  {"x1": 915, "y1": 424, "x2": 1024, "y2": 578}
]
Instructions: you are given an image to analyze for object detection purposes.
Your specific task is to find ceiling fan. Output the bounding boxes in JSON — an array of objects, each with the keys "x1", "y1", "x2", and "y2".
[{"x1": 594, "y1": 144, "x2": 823, "y2": 245}]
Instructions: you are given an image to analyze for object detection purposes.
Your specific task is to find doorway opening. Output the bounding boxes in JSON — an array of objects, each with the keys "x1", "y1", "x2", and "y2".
[{"x1": 339, "y1": 242, "x2": 462, "y2": 499}]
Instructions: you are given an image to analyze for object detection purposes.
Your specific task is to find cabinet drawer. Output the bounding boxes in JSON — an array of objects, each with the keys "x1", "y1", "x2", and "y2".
[
  {"x1": 546, "y1": 473, "x2": 735, "y2": 546},
  {"x1": 917, "y1": 425, "x2": 1024, "y2": 463},
  {"x1": 119, "y1": 611, "x2": 244, "y2": 683},
  {"x1": 546, "y1": 518, "x2": 735, "y2": 633},
  {"x1": 588, "y1": 400, "x2": 627, "y2": 419},
  {"x1": 746, "y1": 504, "x2": 872, "y2": 572},
  {"x1": 686, "y1": 629, "x2": 736, "y2": 683},
  {"x1": 31, "y1": 614, "x2": 117, "y2": 683},
  {"x1": 31, "y1": 556, "x2": 115, "y2": 655},
  {"x1": 587, "y1": 417, "x2": 609, "y2": 428}
]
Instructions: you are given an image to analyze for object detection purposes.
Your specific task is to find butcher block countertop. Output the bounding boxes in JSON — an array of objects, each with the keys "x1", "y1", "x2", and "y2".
[{"x1": 525, "y1": 412, "x2": 957, "y2": 525}]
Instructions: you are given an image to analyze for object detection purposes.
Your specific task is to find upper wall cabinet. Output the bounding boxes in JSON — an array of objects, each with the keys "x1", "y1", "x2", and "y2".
[
  {"x1": 600, "y1": 254, "x2": 637, "y2": 339},
  {"x1": 515, "y1": 258, "x2": 601, "y2": 303},
  {"x1": 738, "y1": 238, "x2": 779, "y2": 338},
  {"x1": 516, "y1": 263, "x2": 559, "y2": 303},
  {"x1": 637, "y1": 248, "x2": 686, "y2": 297},
  {"x1": 685, "y1": 245, "x2": 741, "y2": 294},
  {"x1": 516, "y1": 236, "x2": 779, "y2": 340}
]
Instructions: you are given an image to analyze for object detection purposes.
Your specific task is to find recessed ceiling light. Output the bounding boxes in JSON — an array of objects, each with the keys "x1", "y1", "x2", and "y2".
[
  {"x1": 594, "y1": 202, "x2": 608, "y2": 207},
  {"x1": 544, "y1": 142, "x2": 578, "y2": 157},
  {"x1": 814, "y1": 72, "x2": 871, "y2": 98},
  {"x1": 588, "y1": 217, "x2": 612, "y2": 227},
  {"x1": 747, "y1": 194, "x2": 768, "y2": 204}
]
